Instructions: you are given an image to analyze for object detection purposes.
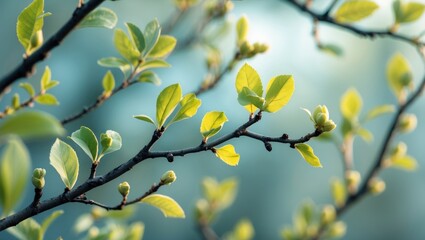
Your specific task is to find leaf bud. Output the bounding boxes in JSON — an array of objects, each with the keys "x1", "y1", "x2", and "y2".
[
  {"x1": 166, "y1": 153, "x2": 174, "y2": 162},
  {"x1": 118, "y1": 181, "x2": 130, "y2": 198},
  {"x1": 161, "y1": 170, "x2": 177, "y2": 185},
  {"x1": 239, "y1": 41, "x2": 253, "y2": 56},
  {"x1": 320, "y1": 205, "x2": 336, "y2": 225},
  {"x1": 195, "y1": 199, "x2": 210, "y2": 221},
  {"x1": 253, "y1": 42, "x2": 269, "y2": 54},
  {"x1": 345, "y1": 170, "x2": 361, "y2": 193},
  {"x1": 100, "y1": 133, "x2": 113, "y2": 150},
  {"x1": 313, "y1": 105, "x2": 329, "y2": 125},
  {"x1": 321, "y1": 120, "x2": 337, "y2": 132},
  {"x1": 368, "y1": 178, "x2": 385, "y2": 195},
  {"x1": 397, "y1": 114, "x2": 417, "y2": 133},
  {"x1": 32, "y1": 168, "x2": 46, "y2": 189},
  {"x1": 264, "y1": 142, "x2": 272, "y2": 152},
  {"x1": 327, "y1": 221, "x2": 346, "y2": 238},
  {"x1": 12, "y1": 94, "x2": 20, "y2": 110},
  {"x1": 390, "y1": 142, "x2": 407, "y2": 158}
]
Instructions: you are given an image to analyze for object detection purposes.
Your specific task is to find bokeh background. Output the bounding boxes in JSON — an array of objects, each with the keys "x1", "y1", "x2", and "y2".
[{"x1": 1, "y1": 0, "x2": 425, "y2": 239}]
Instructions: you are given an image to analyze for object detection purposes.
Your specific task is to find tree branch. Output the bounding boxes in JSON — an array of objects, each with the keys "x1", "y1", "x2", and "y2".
[{"x1": 0, "y1": 0, "x2": 106, "y2": 94}]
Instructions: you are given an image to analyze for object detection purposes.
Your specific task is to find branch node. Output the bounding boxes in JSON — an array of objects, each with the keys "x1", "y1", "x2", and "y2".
[
  {"x1": 166, "y1": 153, "x2": 174, "y2": 163},
  {"x1": 281, "y1": 133, "x2": 289, "y2": 140}
]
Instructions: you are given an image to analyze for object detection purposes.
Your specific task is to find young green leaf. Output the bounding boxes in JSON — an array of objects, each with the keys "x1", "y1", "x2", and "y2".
[
  {"x1": 12, "y1": 94, "x2": 20, "y2": 109},
  {"x1": 137, "y1": 71, "x2": 161, "y2": 85},
  {"x1": 393, "y1": 0, "x2": 425, "y2": 24},
  {"x1": 7, "y1": 218, "x2": 41, "y2": 240},
  {"x1": 214, "y1": 144, "x2": 240, "y2": 166},
  {"x1": 16, "y1": 0, "x2": 45, "y2": 52},
  {"x1": 141, "y1": 194, "x2": 185, "y2": 218},
  {"x1": 318, "y1": 43, "x2": 343, "y2": 56},
  {"x1": 69, "y1": 126, "x2": 98, "y2": 162},
  {"x1": 387, "y1": 53, "x2": 412, "y2": 101},
  {"x1": 357, "y1": 127, "x2": 373, "y2": 142},
  {"x1": 102, "y1": 71, "x2": 115, "y2": 95},
  {"x1": 114, "y1": 29, "x2": 141, "y2": 64},
  {"x1": 50, "y1": 139, "x2": 79, "y2": 189},
  {"x1": 148, "y1": 35, "x2": 177, "y2": 58},
  {"x1": 19, "y1": 82, "x2": 35, "y2": 97},
  {"x1": 126, "y1": 22, "x2": 146, "y2": 53},
  {"x1": 40, "y1": 210, "x2": 64, "y2": 236},
  {"x1": 40, "y1": 66, "x2": 51, "y2": 92},
  {"x1": 236, "y1": 15, "x2": 249, "y2": 46},
  {"x1": 226, "y1": 219, "x2": 254, "y2": 240},
  {"x1": 340, "y1": 88, "x2": 362, "y2": 120},
  {"x1": 98, "y1": 57, "x2": 132, "y2": 75},
  {"x1": 334, "y1": 0, "x2": 379, "y2": 23},
  {"x1": 237, "y1": 86, "x2": 265, "y2": 110},
  {"x1": 0, "y1": 138, "x2": 30, "y2": 215},
  {"x1": 364, "y1": 104, "x2": 395, "y2": 122},
  {"x1": 99, "y1": 130, "x2": 122, "y2": 155},
  {"x1": 0, "y1": 111, "x2": 65, "y2": 139},
  {"x1": 78, "y1": 7, "x2": 117, "y2": 29},
  {"x1": 35, "y1": 94, "x2": 59, "y2": 105},
  {"x1": 168, "y1": 94, "x2": 202, "y2": 125},
  {"x1": 138, "y1": 59, "x2": 171, "y2": 72},
  {"x1": 390, "y1": 155, "x2": 417, "y2": 171},
  {"x1": 331, "y1": 178, "x2": 346, "y2": 207},
  {"x1": 143, "y1": 19, "x2": 161, "y2": 56},
  {"x1": 264, "y1": 75, "x2": 295, "y2": 113},
  {"x1": 217, "y1": 178, "x2": 238, "y2": 210},
  {"x1": 200, "y1": 111, "x2": 228, "y2": 140},
  {"x1": 295, "y1": 143, "x2": 322, "y2": 167},
  {"x1": 134, "y1": 114, "x2": 156, "y2": 126},
  {"x1": 235, "y1": 63, "x2": 263, "y2": 113},
  {"x1": 156, "y1": 84, "x2": 182, "y2": 128}
]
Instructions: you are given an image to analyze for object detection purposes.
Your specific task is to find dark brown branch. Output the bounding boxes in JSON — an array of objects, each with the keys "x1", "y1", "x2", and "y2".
[{"x1": 0, "y1": 0, "x2": 106, "y2": 94}]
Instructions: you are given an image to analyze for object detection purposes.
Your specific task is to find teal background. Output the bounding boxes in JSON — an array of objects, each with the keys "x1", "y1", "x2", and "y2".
[{"x1": 1, "y1": 0, "x2": 425, "y2": 239}]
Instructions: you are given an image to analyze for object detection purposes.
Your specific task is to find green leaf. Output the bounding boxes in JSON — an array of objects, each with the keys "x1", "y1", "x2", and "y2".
[
  {"x1": 7, "y1": 217, "x2": 41, "y2": 240},
  {"x1": 0, "y1": 138, "x2": 30, "y2": 215},
  {"x1": 49, "y1": 139, "x2": 79, "y2": 189},
  {"x1": 78, "y1": 7, "x2": 117, "y2": 29},
  {"x1": 12, "y1": 94, "x2": 20, "y2": 110},
  {"x1": 200, "y1": 111, "x2": 228, "y2": 140},
  {"x1": 156, "y1": 84, "x2": 182, "y2": 128},
  {"x1": 168, "y1": 94, "x2": 202, "y2": 125},
  {"x1": 40, "y1": 66, "x2": 50, "y2": 92},
  {"x1": 226, "y1": 219, "x2": 254, "y2": 240},
  {"x1": 138, "y1": 59, "x2": 171, "y2": 72},
  {"x1": 126, "y1": 222, "x2": 145, "y2": 240},
  {"x1": 295, "y1": 143, "x2": 322, "y2": 167},
  {"x1": 143, "y1": 19, "x2": 161, "y2": 56},
  {"x1": 318, "y1": 43, "x2": 343, "y2": 56},
  {"x1": 216, "y1": 178, "x2": 238, "y2": 210},
  {"x1": 264, "y1": 75, "x2": 295, "y2": 113},
  {"x1": 148, "y1": 35, "x2": 177, "y2": 58},
  {"x1": 235, "y1": 63, "x2": 263, "y2": 113},
  {"x1": 16, "y1": 0, "x2": 45, "y2": 52},
  {"x1": 141, "y1": 194, "x2": 185, "y2": 218},
  {"x1": 387, "y1": 53, "x2": 412, "y2": 100},
  {"x1": 19, "y1": 82, "x2": 35, "y2": 97},
  {"x1": 364, "y1": 105, "x2": 395, "y2": 121},
  {"x1": 214, "y1": 144, "x2": 240, "y2": 166},
  {"x1": 236, "y1": 15, "x2": 249, "y2": 46},
  {"x1": 35, "y1": 94, "x2": 59, "y2": 105},
  {"x1": 126, "y1": 22, "x2": 146, "y2": 53},
  {"x1": 133, "y1": 115, "x2": 156, "y2": 126},
  {"x1": 334, "y1": 0, "x2": 379, "y2": 23},
  {"x1": 73, "y1": 214, "x2": 93, "y2": 233},
  {"x1": 394, "y1": 0, "x2": 425, "y2": 24},
  {"x1": 391, "y1": 155, "x2": 418, "y2": 171},
  {"x1": 102, "y1": 71, "x2": 115, "y2": 94},
  {"x1": 100, "y1": 130, "x2": 122, "y2": 155},
  {"x1": 331, "y1": 178, "x2": 346, "y2": 207},
  {"x1": 114, "y1": 29, "x2": 141, "y2": 64},
  {"x1": 137, "y1": 71, "x2": 161, "y2": 85},
  {"x1": 98, "y1": 57, "x2": 132, "y2": 74},
  {"x1": 0, "y1": 111, "x2": 65, "y2": 139},
  {"x1": 40, "y1": 210, "x2": 63, "y2": 236},
  {"x1": 357, "y1": 127, "x2": 373, "y2": 142},
  {"x1": 340, "y1": 88, "x2": 362, "y2": 120},
  {"x1": 69, "y1": 126, "x2": 98, "y2": 161},
  {"x1": 237, "y1": 86, "x2": 265, "y2": 110}
]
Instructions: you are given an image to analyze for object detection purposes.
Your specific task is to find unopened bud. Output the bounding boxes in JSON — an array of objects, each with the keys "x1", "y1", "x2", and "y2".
[
  {"x1": 100, "y1": 134, "x2": 113, "y2": 150},
  {"x1": 390, "y1": 142, "x2": 407, "y2": 158},
  {"x1": 161, "y1": 170, "x2": 177, "y2": 185},
  {"x1": 118, "y1": 181, "x2": 130, "y2": 197},
  {"x1": 313, "y1": 105, "x2": 329, "y2": 125},
  {"x1": 320, "y1": 205, "x2": 336, "y2": 225},
  {"x1": 32, "y1": 168, "x2": 46, "y2": 189},
  {"x1": 166, "y1": 153, "x2": 174, "y2": 162},
  {"x1": 346, "y1": 170, "x2": 361, "y2": 193},
  {"x1": 195, "y1": 199, "x2": 209, "y2": 220},
  {"x1": 253, "y1": 42, "x2": 269, "y2": 54},
  {"x1": 264, "y1": 142, "x2": 272, "y2": 152},
  {"x1": 239, "y1": 41, "x2": 253, "y2": 56},
  {"x1": 398, "y1": 114, "x2": 417, "y2": 133},
  {"x1": 327, "y1": 221, "x2": 346, "y2": 238},
  {"x1": 321, "y1": 120, "x2": 337, "y2": 132},
  {"x1": 368, "y1": 178, "x2": 385, "y2": 195}
]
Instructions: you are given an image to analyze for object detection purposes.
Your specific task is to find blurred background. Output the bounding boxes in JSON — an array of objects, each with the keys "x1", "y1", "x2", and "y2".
[{"x1": 1, "y1": 0, "x2": 425, "y2": 239}]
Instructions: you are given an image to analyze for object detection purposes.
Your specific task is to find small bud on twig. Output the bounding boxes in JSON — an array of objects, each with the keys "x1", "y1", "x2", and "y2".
[
  {"x1": 32, "y1": 168, "x2": 46, "y2": 189},
  {"x1": 118, "y1": 181, "x2": 130, "y2": 198},
  {"x1": 160, "y1": 170, "x2": 177, "y2": 185}
]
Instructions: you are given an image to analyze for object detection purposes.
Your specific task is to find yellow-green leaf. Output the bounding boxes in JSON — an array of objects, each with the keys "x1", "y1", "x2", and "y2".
[
  {"x1": 394, "y1": 0, "x2": 425, "y2": 24},
  {"x1": 364, "y1": 104, "x2": 395, "y2": 121},
  {"x1": 126, "y1": 22, "x2": 145, "y2": 53},
  {"x1": 334, "y1": 0, "x2": 379, "y2": 23},
  {"x1": 295, "y1": 143, "x2": 322, "y2": 167},
  {"x1": 114, "y1": 29, "x2": 140, "y2": 64},
  {"x1": 148, "y1": 35, "x2": 177, "y2": 58},
  {"x1": 35, "y1": 94, "x2": 59, "y2": 105},
  {"x1": 143, "y1": 19, "x2": 161, "y2": 57},
  {"x1": 236, "y1": 15, "x2": 249, "y2": 46},
  {"x1": 340, "y1": 88, "x2": 362, "y2": 120},
  {"x1": 200, "y1": 111, "x2": 228, "y2": 140},
  {"x1": 138, "y1": 59, "x2": 171, "y2": 72},
  {"x1": 40, "y1": 210, "x2": 64, "y2": 235},
  {"x1": 137, "y1": 71, "x2": 161, "y2": 85},
  {"x1": 237, "y1": 87, "x2": 265, "y2": 110},
  {"x1": 331, "y1": 178, "x2": 346, "y2": 207},
  {"x1": 235, "y1": 63, "x2": 263, "y2": 113},
  {"x1": 387, "y1": 53, "x2": 412, "y2": 101},
  {"x1": 227, "y1": 219, "x2": 254, "y2": 240},
  {"x1": 0, "y1": 137, "x2": 30, "y2": 215},
  {"x1": 318, "y1": 43, "x2": 343, "y2": 56},
  {"x1": 133, "y1": 114, "x2": 156, "y2": 126},
  {"x1": 156, "y1": 84, "x2": 182, "y2": 128},
  {"x1": 141, "y1": 194, "x2": 185, "y2": 218},
  {"x1": 102, "y1": 71, "x2": 115, "y2": 94},
  {"x1": 264, "y1": 75, "x2": 294, "y2": 113},
  {"x1": 78, "y1": 7, "x2": 117, "y2": 29},
  {"x1": 16, "y1": 0, "x2": 45, "y2": 52},
  {"x1": 357, "y1": 127, "x2": 373, "y2": 142},
  {"x1": 391, "y1": 155, "x2": 418, "y2": 171},
  {"x1": 97, "y1": 57, "x2": 132, "y2": 74},
  {"x1": 69, "y1": 126, "x2": 98, "y2": 162},
  {"x1": 169, "y1": 94, "x2": 202, "y2": 125},
  {"x1": 215, "y1": 144, "x2": 240, "y2": 166},
  {"x1": 19, "y1": 83, "x2": 35, "y2": 97},
  {"x1": 49, "y1": 139, "x2": 79, "y2": 189}
]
